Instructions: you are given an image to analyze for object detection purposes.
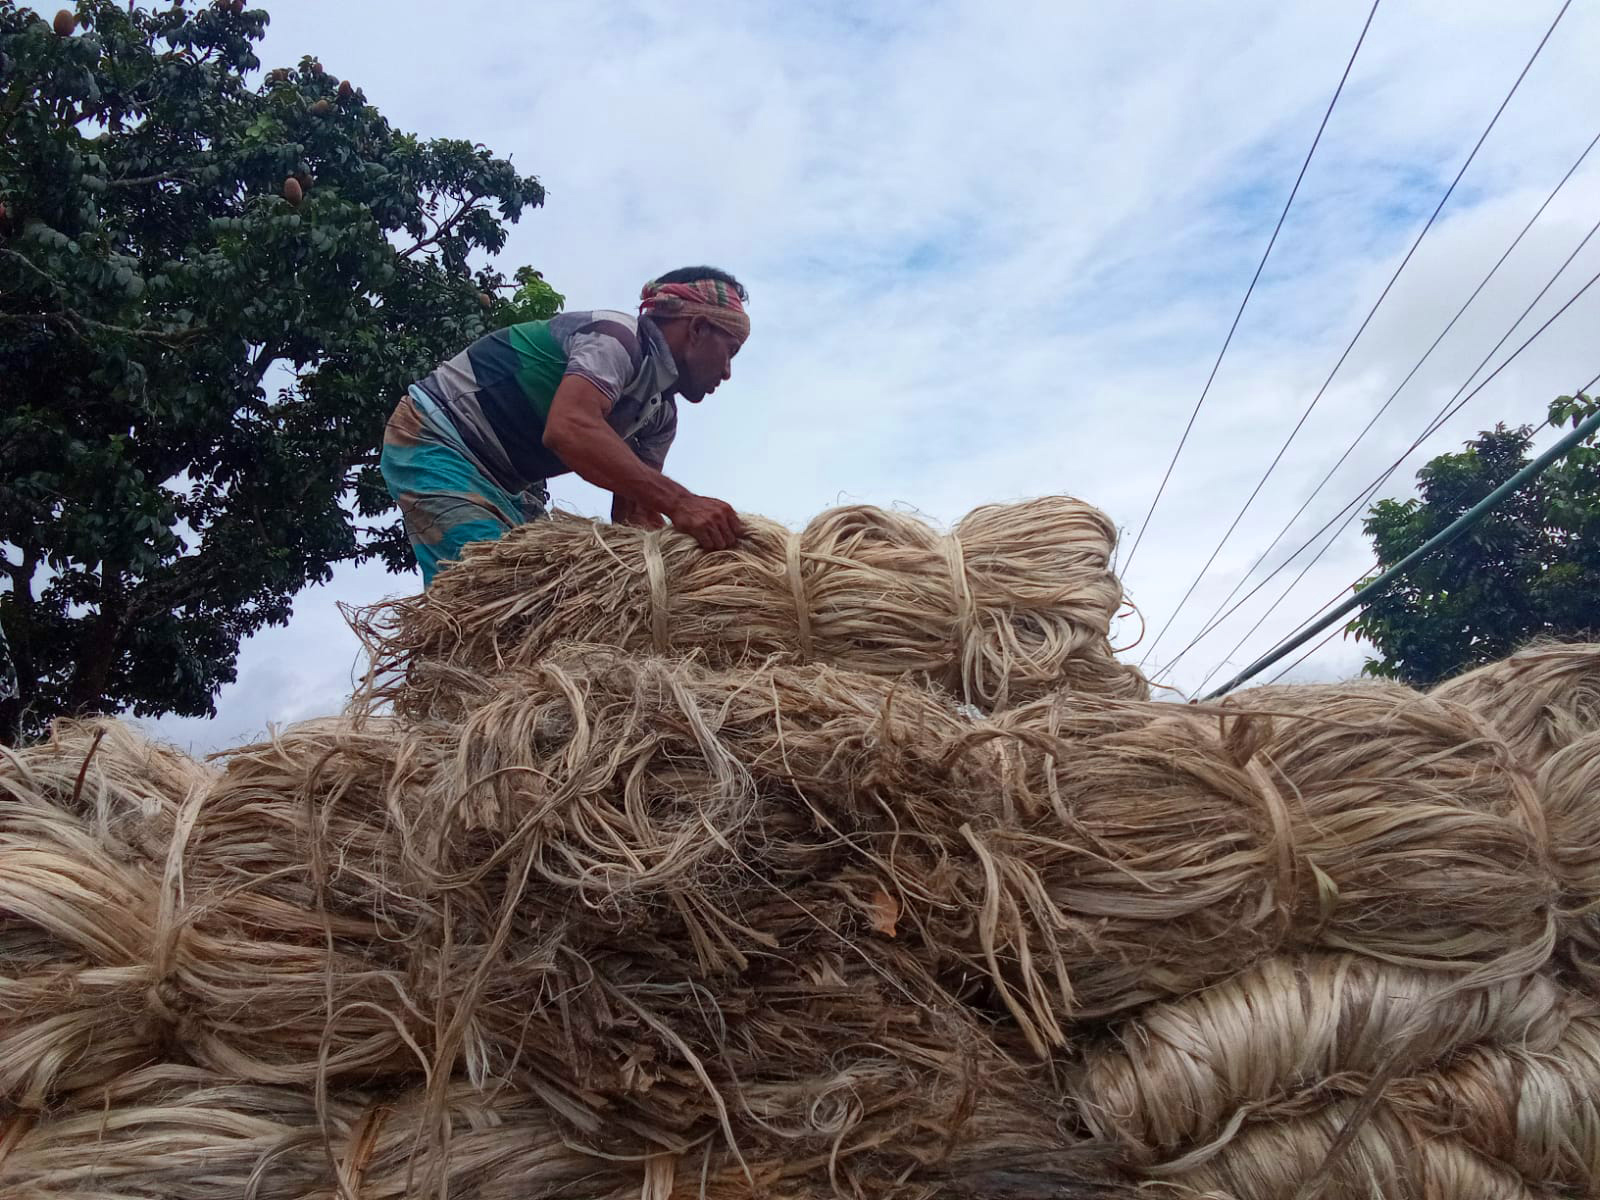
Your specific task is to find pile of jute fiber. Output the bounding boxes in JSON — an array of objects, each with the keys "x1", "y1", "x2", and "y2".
[
  {"x1": 3, "y1": 496, "x2": 1598, "y2": 1199},
  {"x1": 349, "y1": 497, "x2": 1149, "y2": 715}
]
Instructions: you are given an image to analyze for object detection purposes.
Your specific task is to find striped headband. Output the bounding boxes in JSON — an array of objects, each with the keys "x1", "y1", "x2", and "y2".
[{"x1": 638, "y1": 278, "x2": 751, "y2": 344}]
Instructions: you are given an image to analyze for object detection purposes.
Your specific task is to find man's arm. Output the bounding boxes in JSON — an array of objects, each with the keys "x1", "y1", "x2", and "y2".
[
  {"x1": 544, "y1": 375, "x2": 743, "y2": 549},
  {"x1": 612, "y1": 489, "x2": 666, "y2": 530}
]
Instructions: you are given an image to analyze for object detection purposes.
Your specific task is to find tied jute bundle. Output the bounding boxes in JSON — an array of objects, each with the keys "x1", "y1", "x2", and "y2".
[
  {"x1": 1071, "y1": 954, "x2": 1600, "y2": 1192},
  {"x1": 348, "y1": 498, "x2": 1147, "y2": 716},
  {"x1": 0, "y1": 1066, "x2": 1126, "y2": 1200},
  {"x1": 985, "y1": 679, "x2": 1554, "y2": 1031},
  {"x1": 1434, "y1": 642, "x2": 1600, "y2": 771},
  {"x1": 0, "y1": 722, "x2": 436, "y2": 1105},
  {"x1": 0, "y1": 719, "x2": 207, "y2": 860}
]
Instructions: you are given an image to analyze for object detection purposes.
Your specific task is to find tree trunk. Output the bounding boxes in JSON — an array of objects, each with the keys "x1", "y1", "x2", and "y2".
[{"x1": 65, "y1": 565, "x2": 126, "y2": 716}]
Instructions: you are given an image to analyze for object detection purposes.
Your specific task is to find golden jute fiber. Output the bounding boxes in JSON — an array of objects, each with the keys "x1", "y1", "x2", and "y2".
[
  {"x1": 1434, "y1": 641, "x2": 1600, "y2": 771},
  {"x1": 348, "y1": 498, "x2": 1147, "y2": 716},
  {"x1": 0, "y1": 1066, "x2": 1127, "y2": 1200},
  {"x1": 7, "y1": 647, "x2": 1562, "y2": 1129},
  {"x1": 1145, "y1": 1101, "x2": 1557, "y2": 1200},
  {"x1": 1538, "y1": 730, "x2": 1600, "y2": 991},
  {"x1": 1071, "y1": 954, "x2": 1600, "y2": 1187},
  {"x1": 2, "y1": 631, "x2": 1592, "y2": 1200}
]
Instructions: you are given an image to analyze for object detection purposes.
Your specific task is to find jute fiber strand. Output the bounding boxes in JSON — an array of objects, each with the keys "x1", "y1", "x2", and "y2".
[
  {"x1": 0, "y1": 1067, "x2": 1127, "y2": 1200},
  {"x1": 1434, "y1": 641, "x2": 1600, "y2": 771},
  {"x1": 1538, "y1": 731, "x2": 1600, "y2": 990},
  {"x1": 1069, "y1": 955, "x2": 1599, "y2": 1182},
  {"x1": 348, "y1": 497, "x2": 1147, "y2": 717},
  {"x1": 1144, "y1": 1102, "x2": 1558, "y2": 1200}
]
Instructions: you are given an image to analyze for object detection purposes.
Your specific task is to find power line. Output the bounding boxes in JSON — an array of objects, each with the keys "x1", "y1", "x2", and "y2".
[
  {"x1": 1187, "y1": 257, "x2": 1600, "y2": 689},
  {"x1": 1140, "y1": 0, "x2": 1573, "y2": 666},
  {"x1": 1217, "y1": 366, "x2": 1600, "y2": 697},
  {"x1": 1119, "y1": 0, "x2": 1381, "y2": 578},
  {"x1": 1179, "y1": 213, "x2": 1600, "y2": 692},
  {"x1": 1150, "y1": 126, "x2": 1600, "y2": 680},
  {"x1": 1266, "y1": 620, "x2": 1355, "y2": 687},
  {"x1": 1204, "y1": 381, "x2": 1600, "y2": 699}
]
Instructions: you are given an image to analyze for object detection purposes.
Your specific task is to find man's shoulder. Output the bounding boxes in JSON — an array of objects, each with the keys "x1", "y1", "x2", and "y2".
[{"x1": 549, "y1": 309, "x2": 647, "y2": 361}]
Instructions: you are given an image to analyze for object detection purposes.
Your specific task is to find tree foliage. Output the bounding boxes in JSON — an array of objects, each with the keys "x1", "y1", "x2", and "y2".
[
  {"x1": 0, "y1": 0, "x2": 562, "y2": 741},
  {"x1": 1350, "y1": 392, "x2": 1600, "y2": 687}
]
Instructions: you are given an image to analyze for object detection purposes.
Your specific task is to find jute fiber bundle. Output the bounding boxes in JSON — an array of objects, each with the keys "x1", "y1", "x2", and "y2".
[
  {"x1": 0, "y1": 1067, "x2": 1125, "y2": 1200},
  {"x1": 0, "y1": 719, "x2": 210, "y2": 861},
  {"x1": 1, "y1": 722, "x2": 216, "y2": 1104},
  {"x1": 1069, "y1": 955, "x2": 1600, "y2": 1184},
  {"x1": 979, "y1": 680, "x2": 1554, "y2": 1032},
  {"x1": 0, "y1": 724, "x2": 433, "y2": 1107},
  {"x1": 1434, "y1": 642, "x2": 1600, "y2": 771},
  {"x1": 1208, "y1": 682, "x2": 1555, "y2": 970},
  {"x1": 1385, "y1": 1005, "x2": 1600, "y2": 1192},
  {"x1": 348, "y1": 497, "x2": 1147, "y2": 716},
  {"x1": 1538, "y1": 731, "x2": 1600, "y2": 989}
]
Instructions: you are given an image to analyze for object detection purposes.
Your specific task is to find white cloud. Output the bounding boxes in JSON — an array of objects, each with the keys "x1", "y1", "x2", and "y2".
[{"x1": 112, "y1": 0, "x2": 1600, "y2": 750}]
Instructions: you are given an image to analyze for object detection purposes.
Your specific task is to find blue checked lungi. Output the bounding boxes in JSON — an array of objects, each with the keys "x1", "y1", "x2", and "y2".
[{"x1": 379, "y1": 387, "x2": 548, "y2": 586}]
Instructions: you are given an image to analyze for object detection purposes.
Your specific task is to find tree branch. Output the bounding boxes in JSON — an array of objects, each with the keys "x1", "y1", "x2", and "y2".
[
  {"x1": 1, "y1": 548, "x2": 39, "y2": 609},
  {"x1": 0, "y1": 311, "x2": 208, "y2": 344},
  {"x1": 250, "y1": 337, "x2": 288, "y2": 385},
  {"x1": 397, "y1": 196, "x2": 481, "y2": 260},
  {"x1": 107, "y1": 172, "x2": 199, "y2": 188}
]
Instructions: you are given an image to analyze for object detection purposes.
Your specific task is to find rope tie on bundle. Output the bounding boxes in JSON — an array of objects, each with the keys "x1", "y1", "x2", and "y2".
[
  {"x1": 783, "y1": 530, "x2": 814, "y2": 663},
  {"x1": 642, "y1": 532, "x2": 671, "y2": 654},
  {"x1": 940, "y1": 535, "x2": 980, "y2": 704}
]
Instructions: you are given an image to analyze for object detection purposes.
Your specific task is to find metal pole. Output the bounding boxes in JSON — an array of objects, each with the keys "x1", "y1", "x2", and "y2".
[{"x1": 1203, "y1": 402, "x2": 1600, "y2": 700}]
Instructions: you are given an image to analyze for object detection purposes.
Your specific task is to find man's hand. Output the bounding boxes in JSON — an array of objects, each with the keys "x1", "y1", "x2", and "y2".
[{"x1": 667, "y1": 493, "x2": 744, "y2": 550}]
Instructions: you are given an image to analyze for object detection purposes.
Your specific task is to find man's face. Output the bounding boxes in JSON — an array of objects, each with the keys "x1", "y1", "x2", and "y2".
[{"x1": 679, "y1": 319, "x2": 742, "y2": 403}]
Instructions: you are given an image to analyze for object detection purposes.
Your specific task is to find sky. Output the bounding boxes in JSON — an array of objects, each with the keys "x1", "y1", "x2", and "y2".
[{"x1": 108, "y1": 0, "x2": 1600, "y2": 753}]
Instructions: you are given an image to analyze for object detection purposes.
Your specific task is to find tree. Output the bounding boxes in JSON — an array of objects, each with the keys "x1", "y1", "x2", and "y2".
[
  {"x1": 1350, "y1": 392, "x2": 1600, "y2": 687},
  {"x1": 0, "y1": 1, "x2": 562, "y2": 742}
]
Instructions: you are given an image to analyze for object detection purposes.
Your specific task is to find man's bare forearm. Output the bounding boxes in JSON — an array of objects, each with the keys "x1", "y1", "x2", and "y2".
[
  {"x1": 545, "y1": 375, "x2": 743, "y2": 550},
  {"x1": 544, "y1": 380, "x2": 689, "y2": 516}
]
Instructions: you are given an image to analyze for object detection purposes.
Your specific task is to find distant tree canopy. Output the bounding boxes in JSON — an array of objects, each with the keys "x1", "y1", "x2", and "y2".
[
  {"x1": 1351, "y1": 392, "x2": 1600, "y2": 687},
  {"x1": 0, "y1": 0, "x2": 562, "y2": 741}
]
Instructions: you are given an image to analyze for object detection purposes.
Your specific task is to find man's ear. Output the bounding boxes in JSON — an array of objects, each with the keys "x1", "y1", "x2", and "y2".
[{"x1": 688, "y1": 315, "x2": 712, "y2": 345}]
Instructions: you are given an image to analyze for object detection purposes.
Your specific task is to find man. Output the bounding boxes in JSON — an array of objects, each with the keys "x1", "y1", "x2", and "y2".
[{"x1": 381, "y1": 266, "x2": 749, "y2": 586}]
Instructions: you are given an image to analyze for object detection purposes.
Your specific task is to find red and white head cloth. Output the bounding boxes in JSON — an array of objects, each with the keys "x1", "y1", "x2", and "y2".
[{"x1": 638, "y1": 277, "x2": 750, "y2": 344}]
